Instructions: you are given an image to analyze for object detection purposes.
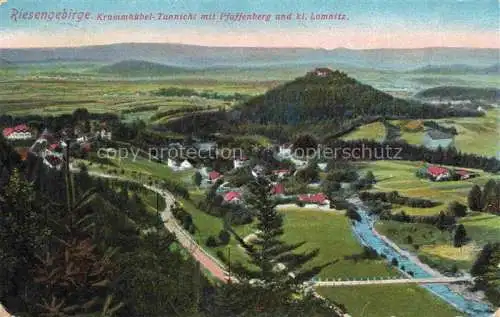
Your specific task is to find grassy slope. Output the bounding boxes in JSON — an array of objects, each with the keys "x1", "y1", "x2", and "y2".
[
  {"x1": 340, "y1": 121, "x2": 386, "y2": 142},
  {"x1": 389, "y1": 110, "x2": 499, "y2": 157},
  {"x1": 375, "y1": 220, "x2": 476, "y2": 270},
  {"x1": 435, "y1": 109, "x2": 499, "y2": 157},
  {"x1": 357, "y1": 160, "x2": 500, "y2": 213},
  {"x1": 317, "y1": 285, "x2": 461, "y2": 317},
  {"x1": 356, "y1": 160, "x2": 499, "y2": 272}
]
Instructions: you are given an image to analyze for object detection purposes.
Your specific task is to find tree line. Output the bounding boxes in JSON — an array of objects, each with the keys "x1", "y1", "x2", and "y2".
[
  {"x1": 468, "y1": 180, "x2": 500, "y2": 215},
  {"x1": 326, "y1": 139, "x2": 500, "y2": 173}
]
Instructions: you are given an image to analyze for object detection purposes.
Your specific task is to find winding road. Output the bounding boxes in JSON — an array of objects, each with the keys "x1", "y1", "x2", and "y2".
[{"x1": 86, "y1": 170, "x2": 233, "y2": 283}]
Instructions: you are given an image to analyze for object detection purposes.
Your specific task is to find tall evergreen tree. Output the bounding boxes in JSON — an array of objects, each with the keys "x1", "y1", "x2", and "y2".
[
  {"x1": 216, "y1": 177, "x2": 338, "y2": 316},
  {"x1": 468, "y1": 185, "x2": 482, "y2": 212},
  {"x1": 482, "y1": 179, "x2": 499, "y2": 213},
  {"x1": 453, "y1": 224, "x2": 468, "y2": 248}
]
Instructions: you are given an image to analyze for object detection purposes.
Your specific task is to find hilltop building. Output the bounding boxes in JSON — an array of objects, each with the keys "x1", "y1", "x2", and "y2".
[{"x1": 310, "y1": 67, "x2": 333, "y2": 77}]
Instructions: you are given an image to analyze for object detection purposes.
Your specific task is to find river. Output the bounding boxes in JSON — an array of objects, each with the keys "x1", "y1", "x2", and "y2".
[{"x1": 348, "y1": 198, "x2": 494, "y2": 317}]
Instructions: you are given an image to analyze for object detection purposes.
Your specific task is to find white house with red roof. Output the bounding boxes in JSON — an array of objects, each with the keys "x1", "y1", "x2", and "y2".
[
  {"x1": 208, "y1": 171, "x2": 222, "y2": 183},
  {"x1": 43, "y1": 153, "x2": 64, "y2": 170},
  {"x1": 426, "y1": 165, "x2": 450, "y2": 181},
  {"x1": 233, "y1": 155, "x2": 249, "y2": 169},
  {"x1": 455, "y1": 169, "x2": 471, "y2": 180},
  {"x1": 272, "y1": 169, "x2": 290, "y2": 179},
  {"x1": 2, "y1": 124, "x2": 33, "y2": 140},
  {"x1": 224, "y1": 191, "x2": 242, "y2": 204},
  {"x1": 271, "y1": 183, "x2": 285, "y2": 196},
  {"x1": 297, "y1": 192, "x2": 329, "y2": 205}
]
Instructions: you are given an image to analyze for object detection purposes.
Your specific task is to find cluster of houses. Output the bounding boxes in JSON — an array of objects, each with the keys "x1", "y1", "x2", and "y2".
[
  {"x1": 160, "y1": 141, "x2": 332, "y2": 207},
  {"x1": 2, "y1": 122, "x2": 112, "y2": 170},
  {"x1": 29, "y1": 129, "x2": 67, "y2": 170}
]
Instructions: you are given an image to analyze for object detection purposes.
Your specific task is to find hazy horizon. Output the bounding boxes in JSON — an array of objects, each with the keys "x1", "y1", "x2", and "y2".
[
  {"x1": 1, "y1": 0, "x2": 498, "y2": 49},
  {"x1": 2, "y1": 41, "x2": 500, "y2": 50}
]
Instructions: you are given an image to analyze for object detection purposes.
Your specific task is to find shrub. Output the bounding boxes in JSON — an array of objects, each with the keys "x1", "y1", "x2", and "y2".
[
  {"x1": 218, "y1": 230, "x2": 231, "y2": 245},
  {"x1": 206, "y1": 236, "x2": 218, "y2": 248},
  {"x1": 345, "y1": 207, "x2": 361, "y2": 222}
]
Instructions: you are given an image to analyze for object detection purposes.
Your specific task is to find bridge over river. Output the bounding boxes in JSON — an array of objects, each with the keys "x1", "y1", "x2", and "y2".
[{"x1": 314, "y1": 276, "x2": 473, "y2": 287}]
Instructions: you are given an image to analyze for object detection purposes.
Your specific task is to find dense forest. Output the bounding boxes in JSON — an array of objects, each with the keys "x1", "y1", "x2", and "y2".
[
  {"x1": 415, "y1": 86, "x2": 499, "y2": 102},
  {"x1": 237, "y1": 69, "x2": 482, "y2": 125},
  {"x1": 0, "y1": 136, "x2": 212, "y2": 316},
  {"x1": 0, "y1": 134, "x2": 339, "y2": 316}
]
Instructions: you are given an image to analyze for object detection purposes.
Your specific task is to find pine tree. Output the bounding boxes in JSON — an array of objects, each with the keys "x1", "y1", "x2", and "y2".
[
  {"x1": 468, "y1": 185, "x2": 482, "y2": 211},
  {"x1": 453, "y1": 224, "x2": 468, "y2": 248},
  {"x1": 217, "y1": 176, "x2": 337, "y2": 316},
  {"x1": 193, "y1": 171, "x2": 203, "y2": 187},
  {"x1": 482, "y1": 179, "x2": 499, "y2": 213}
]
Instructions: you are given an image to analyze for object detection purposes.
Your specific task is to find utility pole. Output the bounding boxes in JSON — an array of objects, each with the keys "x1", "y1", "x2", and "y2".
[
  {"x1": 228, "y1": 246, "x2": 232, "y2": 284},
  {"x1": 64, "y1": 139, "x2": 75, "y2": 223}
]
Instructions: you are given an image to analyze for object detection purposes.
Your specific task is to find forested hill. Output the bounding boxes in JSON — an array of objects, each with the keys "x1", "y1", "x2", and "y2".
[
  {"x1": 415, "y1": 86, "x2": 499, "y2": 102},
  {"x1": 238, "y1": 68, "x2": 481, "y2": 125}
]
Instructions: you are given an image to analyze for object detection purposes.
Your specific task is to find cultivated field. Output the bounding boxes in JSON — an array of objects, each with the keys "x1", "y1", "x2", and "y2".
[{"x1": 0, "y1": 79, "x2": 272, "y2": 117}]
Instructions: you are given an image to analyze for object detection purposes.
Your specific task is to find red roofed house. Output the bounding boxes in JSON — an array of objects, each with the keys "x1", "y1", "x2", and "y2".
[
  {"x1": 427, "y1": 166, "x2": 450, "y2": 181},
  {"x1": 272, "y1": 169, "x2": 290, "y2": 178},
  {"x1": 224, "y1": 191, "x2": 242, "y2": 204},
  {"x1": 298, "y1": 192, "x2": 329, "y2": 205},
  {"x1": 271, "y1": 183, "x2": 285, "y2": 196},
  {"x1": 2, "y1": 124, "x2": 32, "y2": 140},
  {"x1": 233, "y1": 155, "x2": 249, "y2": 169},
  {"x1": 43, "y1": 154, "x2": 63, "y2": 170},
  {"x1": 49, "y1": 143, "x2": 60, "y2": 151},
  {"x1": 208, "y1": 171, "x2": 222, "y2": 182}
]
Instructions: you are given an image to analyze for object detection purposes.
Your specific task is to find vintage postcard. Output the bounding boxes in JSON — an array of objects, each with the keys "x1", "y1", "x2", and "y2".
[{"x1": 0, "y1": 0, "x2": 499, "y2": 316}]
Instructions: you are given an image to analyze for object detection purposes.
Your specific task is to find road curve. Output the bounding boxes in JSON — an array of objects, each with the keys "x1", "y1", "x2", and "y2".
[{"x1": 84, "y1": 170, "x2": 233, "y2": 282}]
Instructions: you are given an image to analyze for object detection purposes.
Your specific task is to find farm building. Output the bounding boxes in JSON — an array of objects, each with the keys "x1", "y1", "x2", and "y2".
[
  {"x1": 426, "y1": 166, "x2": 450, "y2": 181},
  {"x1": 298, "y1": 193, "x2": 329, "y2": 205},
  {"x1": 2, "y1": 124, "x2": 33, "y2": 140}
]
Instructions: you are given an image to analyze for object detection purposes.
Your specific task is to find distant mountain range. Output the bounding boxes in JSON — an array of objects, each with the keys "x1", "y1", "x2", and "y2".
[
  {"x1": 411, "y1": 63, "x2": 499, "y2": 75},
  {"x1": 0, "y1": 58, "x2": 14, "y2": 67},
  {"x1": 0, "y1": 43, "x2": 498, "y2": 70}
]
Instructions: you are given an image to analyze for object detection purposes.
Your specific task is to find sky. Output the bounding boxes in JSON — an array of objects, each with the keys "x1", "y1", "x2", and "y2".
[{"x1": 0, "y1": 0, "x2": 498, "y2": 49}]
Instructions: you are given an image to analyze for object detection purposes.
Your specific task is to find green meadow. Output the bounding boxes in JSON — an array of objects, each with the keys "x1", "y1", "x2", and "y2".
[
  {"x1": 317, "y1": 284, "x2": 461, "y2": 317},
  {"x1": 356, "y1": 160, "x2": 500, "y2": 212},
  {"x1": 340, "y1": 121, "x2": 386, "y2": 142}
]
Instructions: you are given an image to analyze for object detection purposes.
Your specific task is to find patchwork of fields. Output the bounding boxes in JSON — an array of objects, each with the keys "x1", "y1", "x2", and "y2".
[{"x1": 0, "y1": 79, "x2": 272, "y2": 118}]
